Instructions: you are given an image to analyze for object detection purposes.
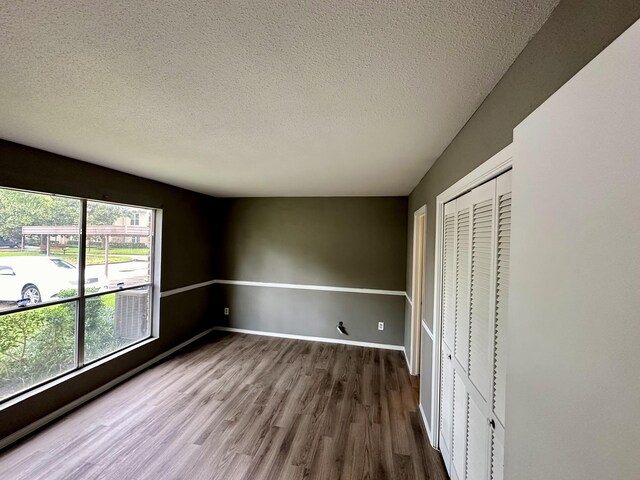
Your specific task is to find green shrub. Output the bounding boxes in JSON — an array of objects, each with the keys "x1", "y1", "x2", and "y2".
[
  {"x1": 0, "y1": 293, "x2": 131, "y2": 399},
  {"x1": 0, "y1": 303, "x2": 75, "y2": 397}
]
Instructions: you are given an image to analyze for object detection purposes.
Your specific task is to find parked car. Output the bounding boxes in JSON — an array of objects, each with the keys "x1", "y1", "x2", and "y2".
[
  {"x1": 0, "y1": 237, "x2": 18, "y2": 248},
  {"x1": 0, "y1": 256, "x2": 107, "y2": 305}
]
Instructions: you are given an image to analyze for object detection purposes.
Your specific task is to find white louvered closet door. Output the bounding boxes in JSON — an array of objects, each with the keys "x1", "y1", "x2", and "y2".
[
  {"x1": 489, "y1": 171, "x2": 512, "y2": 480},
  {"x1": 452, "y1": 191, "x2": 472, "y2": 480},
  {"x1": 439, "y1": 170, "x2": 512, "y2": 480},
  {"x1": 439, "y1": 199, "x2": 457, "y2": 473}
]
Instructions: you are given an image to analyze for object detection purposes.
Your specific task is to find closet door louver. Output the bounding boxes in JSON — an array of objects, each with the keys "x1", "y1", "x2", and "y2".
[
  {"x1": 438, "y1": 170, "x2": 511, "y2": 480},
  {"x1": 443, "y1": 201, "x2": 457, "y2": 351},
  {"x1": 468, "y1": 182, "x2": 496, "y2": 402},
  {"x1": 493, "y1": 173, "x2": 511, "y2": 428},
  {"x1": 454, "y1": 193, "x2": 472, "y2": 372}
]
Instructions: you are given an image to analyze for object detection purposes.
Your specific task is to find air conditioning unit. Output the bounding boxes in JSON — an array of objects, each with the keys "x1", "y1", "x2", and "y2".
[{"x1": 115, "y1": 289, "x2": 149, "y2": 340}]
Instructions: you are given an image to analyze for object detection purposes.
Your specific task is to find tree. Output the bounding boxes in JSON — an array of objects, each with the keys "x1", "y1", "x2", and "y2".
[
  {"x1": 86, "y1": 202, "x2": 126, "y2": 226},
  {"x1": 0, "y1": 190, "x2": 80, "y2": 243},
  {"x1": 0, "y1": 189, "x2": 136, "y2": 246}
]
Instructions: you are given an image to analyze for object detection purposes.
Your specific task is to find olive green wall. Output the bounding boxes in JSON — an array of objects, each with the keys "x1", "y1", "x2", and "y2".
[
  {"x1": 218, "y1": 197, "x2": 407, "y2": 345},
  {"x1": 404, "y1": 0, "x2": 640, "y2": 356},
  {"x1": 0, "y1": 139, "x2": 220, "y2": 440}
]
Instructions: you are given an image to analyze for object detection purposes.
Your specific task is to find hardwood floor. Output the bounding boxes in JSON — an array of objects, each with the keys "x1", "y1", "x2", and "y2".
[{"x1": 0, "y1": 332, "x2": 447, "y2": 480}]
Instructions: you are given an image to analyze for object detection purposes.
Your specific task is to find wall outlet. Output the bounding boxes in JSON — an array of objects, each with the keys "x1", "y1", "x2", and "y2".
[
  {"x1": 378, "y1": 322, "x2": 384, "y2": 331},
  {"x1": 224, "y1": 307, "x2": 229, "y2": 315}
]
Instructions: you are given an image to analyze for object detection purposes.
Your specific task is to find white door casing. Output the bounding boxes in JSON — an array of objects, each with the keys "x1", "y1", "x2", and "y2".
[{"x1": 410, "y1": 205, "x2": 426, "y2": 376}]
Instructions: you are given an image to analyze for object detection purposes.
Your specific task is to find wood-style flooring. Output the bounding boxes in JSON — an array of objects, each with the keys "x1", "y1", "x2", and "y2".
[{"x1": 0, "y1": 332, "x2": 447, "y2": 480}]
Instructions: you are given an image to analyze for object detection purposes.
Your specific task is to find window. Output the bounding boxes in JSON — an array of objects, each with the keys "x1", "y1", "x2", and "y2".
[{"x1": 0, "y1": 187, "x2": 156, "y2": 402}]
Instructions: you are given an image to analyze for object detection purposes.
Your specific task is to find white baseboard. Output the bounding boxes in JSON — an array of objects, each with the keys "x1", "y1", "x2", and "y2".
[
  {"x1": 419, "y1": 402, "x2": 436, "y2": 448},
  {"x1": 213, "y1": 326, "x2": 404, "y2": 351},
  {"x1": 403, "y1": 347, "x2": 412, "y2": 372},
  {"x1": 0, "y1": 328, "x2": 213, "y2": 451}
]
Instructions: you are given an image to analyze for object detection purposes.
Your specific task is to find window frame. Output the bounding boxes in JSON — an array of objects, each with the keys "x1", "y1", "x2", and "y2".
[{"x1": 0, "y1": 187, "x2": 160, "y2": 404}]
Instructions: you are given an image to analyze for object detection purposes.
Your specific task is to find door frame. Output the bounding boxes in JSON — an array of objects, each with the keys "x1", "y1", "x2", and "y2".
[
  {"x1": 409, "y1": 204, "x2": 426, "y2": 376},
  {"x1": 430, "y1": 144, "x2": 513, "y2": 449}
]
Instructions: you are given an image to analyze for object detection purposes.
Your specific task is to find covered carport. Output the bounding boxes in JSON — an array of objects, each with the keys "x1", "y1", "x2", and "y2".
[{"x1": 21, "y1": 225, "x2": 150, "y2": 277}]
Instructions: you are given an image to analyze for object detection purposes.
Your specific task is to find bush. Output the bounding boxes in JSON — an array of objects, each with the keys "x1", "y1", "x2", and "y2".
[
  {"x1": 0, "y1": 293, "x2": 131, "y2": 399},
  {"x1": 0, "y1": 303, "x2": 75, "y2": 398},
  {"x1": 106, "y1": 242, "x2": 149, "y2": 249},
  {"x1": 65, "y1": 240, "x2": 104, "y2": 249}
]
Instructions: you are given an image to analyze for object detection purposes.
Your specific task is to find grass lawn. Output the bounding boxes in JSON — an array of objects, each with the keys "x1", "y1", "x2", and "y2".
[
  {"x1": 0, "y1": 251, "x2": 39, "y2": 257},
  {"x1": 63, "y1": 254, "x2": 132, "y2": 266},
  {"x1": 0, "y1": 251, "x2": 132, "y2": 265},
  {"x1": 66, "y1": 247, "x2": 149, "y2": 256}
]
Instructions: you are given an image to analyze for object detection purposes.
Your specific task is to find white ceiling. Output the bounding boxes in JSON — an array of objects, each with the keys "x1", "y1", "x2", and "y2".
[{"x1": 0, "y1": 1, "x2": 558, "y2": 197}]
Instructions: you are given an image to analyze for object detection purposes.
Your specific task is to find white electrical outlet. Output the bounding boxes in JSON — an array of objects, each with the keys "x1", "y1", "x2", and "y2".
[
  {"x1": 224, "y1": 307, "x2": 229, "y2": 315},
  {"x1": 378, "y1": 322, "x2": 384, "y2": 331}
]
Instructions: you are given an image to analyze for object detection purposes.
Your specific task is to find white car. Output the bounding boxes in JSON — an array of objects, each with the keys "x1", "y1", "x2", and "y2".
[{"x1": 0, "y1": 256, "x2": 107, "y2": 305}]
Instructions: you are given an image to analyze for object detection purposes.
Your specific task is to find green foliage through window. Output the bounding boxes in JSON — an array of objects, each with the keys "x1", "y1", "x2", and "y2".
[
  {"x1": 0, "y1": 294, "x2": 139, "y2": 400},
  {"x1": 0, "y1": 189, "x2": 80, "y2": 244}
]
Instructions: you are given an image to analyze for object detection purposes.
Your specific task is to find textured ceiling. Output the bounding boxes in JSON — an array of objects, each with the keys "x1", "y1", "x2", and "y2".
[{"x1": 0, "y1": 1, "x2": 558, "y2": 197}]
